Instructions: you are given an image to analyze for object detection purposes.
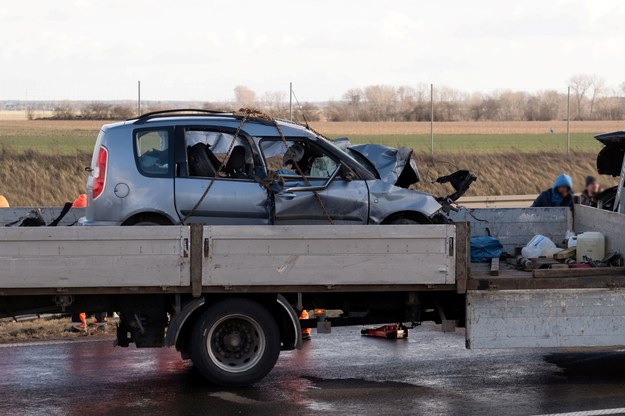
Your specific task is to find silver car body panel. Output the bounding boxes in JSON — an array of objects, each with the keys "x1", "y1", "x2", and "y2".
[
  {"x1": 175, "y1": 177, "x2": 270, "y2": 224},
  {"x1": 367, "y1": 181, "x2": 443, "y2": 223},
  {"x1": 274, "y1": 177, "x2": 369, "y2": 224},
  {"x1": 84, "y1": 116, "x2": 446, "y2": 226}
]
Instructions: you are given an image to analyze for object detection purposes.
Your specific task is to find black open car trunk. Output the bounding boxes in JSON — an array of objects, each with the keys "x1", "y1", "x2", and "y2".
[{"x1": 595, "y1": 131, "x2": 625, "y2": 177}]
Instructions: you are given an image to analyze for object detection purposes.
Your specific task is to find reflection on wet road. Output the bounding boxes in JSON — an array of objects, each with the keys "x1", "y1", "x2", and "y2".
[{"x1": 2, "y1": 324, "x2": 625, "y2": 416}]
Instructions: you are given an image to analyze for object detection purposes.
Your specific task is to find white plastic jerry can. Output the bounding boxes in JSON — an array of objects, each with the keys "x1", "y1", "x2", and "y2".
[{"x1": 576, "y1": 232, "x2": 605, "y2": 263}]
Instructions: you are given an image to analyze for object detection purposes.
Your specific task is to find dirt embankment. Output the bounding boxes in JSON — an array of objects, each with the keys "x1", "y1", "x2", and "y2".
[
  {"x1": 0, "y1": 149, "x2": 610, "y2": 207},
  {"x1": 0, "y1": 148, "x2": 91, "y2": 206},
  {"x1": 413, "y1": 151, "x2": 609, "y2": 197}
]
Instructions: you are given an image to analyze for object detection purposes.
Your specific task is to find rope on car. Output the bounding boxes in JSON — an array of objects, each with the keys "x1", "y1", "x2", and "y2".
[
  {"x1": 181, "y1": 108, "x2": 333, "y2": 225},
  {"x1": 270, "y1": 116, "x2": 334, "y2": 224},
  {"x1": 236, "y1": 108, "x2": 333, "y2": 224},
  {"x1": 180, "y1": 113, "x2": 248, "y2": 224}
]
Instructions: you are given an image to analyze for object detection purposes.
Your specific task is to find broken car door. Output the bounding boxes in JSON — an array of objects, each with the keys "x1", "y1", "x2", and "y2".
[{"x1": 259, "y1": 138, "x2": 369, "y2": 224}]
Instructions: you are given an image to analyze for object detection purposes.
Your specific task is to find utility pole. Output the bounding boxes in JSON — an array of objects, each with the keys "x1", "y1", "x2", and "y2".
[
  {"x1": 566, "y1": 86, "x2": 571, "y2": 155},
  {"x1": 137, "y1": 80, "x2": 142, "y2": 117},
  {"x1": 289, "y1": 82, "x2": 293, "y2": 121},
  {"x1": 430, "y1": 83, "x2": 434, "y2": 157}
]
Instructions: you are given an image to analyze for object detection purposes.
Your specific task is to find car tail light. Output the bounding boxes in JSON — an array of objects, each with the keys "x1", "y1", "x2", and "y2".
[{"x1": 92, "y1": 146, "x2": 108, "y2": 199}]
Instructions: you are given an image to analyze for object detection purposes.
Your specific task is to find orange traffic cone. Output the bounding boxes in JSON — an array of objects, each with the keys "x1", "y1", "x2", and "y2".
[
  {"x1": 72, "y1": 194, "x2": 87, "y2": 208},
  {"x1": 67, "y1": 312, "x2": 87, "y2": 333},
  {"x1": 300, "y1": 309, "x2": 311, "y2": 341}
]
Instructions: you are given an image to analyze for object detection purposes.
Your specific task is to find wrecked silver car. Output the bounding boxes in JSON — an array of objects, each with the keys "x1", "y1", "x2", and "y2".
[{"x1": 81, "y1": 109, "x2": 475, "y2": 226}]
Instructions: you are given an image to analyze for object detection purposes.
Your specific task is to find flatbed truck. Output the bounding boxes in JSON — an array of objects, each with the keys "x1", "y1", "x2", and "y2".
[{"x1": 0, "y1": 205, "x2": 624, "y2": 386}]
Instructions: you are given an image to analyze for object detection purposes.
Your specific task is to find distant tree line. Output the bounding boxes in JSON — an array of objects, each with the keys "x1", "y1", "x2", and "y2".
[
  {"x1": 46, "y1": 101, "x2": 135, "y2": 120},
  {"x1": 27, "y1": 73, "x2": 625, "y2": 122},
  {"x1": 230, "y1": 74, "x2": 625, "y2": 122}
]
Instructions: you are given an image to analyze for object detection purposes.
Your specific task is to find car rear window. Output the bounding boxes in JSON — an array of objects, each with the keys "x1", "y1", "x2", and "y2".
[{"x1": 134, "y1": 129, "x2": 171, "y2": 177}]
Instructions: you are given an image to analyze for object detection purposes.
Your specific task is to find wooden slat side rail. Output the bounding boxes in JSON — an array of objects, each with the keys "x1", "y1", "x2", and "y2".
[
  {"x1": 533, "y1": 267, "x2": 625, "y2": 279},
  {"x1": 490, "y1": 258, "x2": 500, "y2": 276}
]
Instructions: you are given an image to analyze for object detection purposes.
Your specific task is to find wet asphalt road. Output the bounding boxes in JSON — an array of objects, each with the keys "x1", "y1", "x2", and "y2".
[{"x1": 2, "y1": 324, "x2": 625, "y2": 416}]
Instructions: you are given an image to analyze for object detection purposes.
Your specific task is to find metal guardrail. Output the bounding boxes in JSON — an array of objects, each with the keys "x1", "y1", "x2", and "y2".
[
  {"x1": 0, "y1": 197, "x2": 537, "y2": 224},
  {"x1": 0, "y1": 207, "x2": 85, "y2": 226},
  {"x1": 456, "y1": 195, "x2": 537, "y2": 209}
]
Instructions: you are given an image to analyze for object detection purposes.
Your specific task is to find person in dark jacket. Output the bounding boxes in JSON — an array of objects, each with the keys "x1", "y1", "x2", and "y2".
[
  {"x1": 532, "y1": 174, "x2": 574, "y2": 207},
  {"x1": 578, "y1": 175, "x2": 600, "y2": 207}
]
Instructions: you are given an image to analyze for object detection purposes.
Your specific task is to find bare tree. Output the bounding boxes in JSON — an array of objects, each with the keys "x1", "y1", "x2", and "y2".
[
  {"x1": 53, "y1": 101, "x2": 76, "y2": 119},
  {"x1": 568, "y1": 74, "x2": 592, "y2": 120},
  {"x1": 110, "y1": 104, "x2": 134, "y2": 120},
  {"x1": 588, "y1": 75, "x2": 606, "y2": 117},
  {"x1": 363, "y1": 85, "x2": 396, "y2": 121},
  {"x1": 342, "y1": 88, "x2": 363, "y2": 120},
  {"x1": 262, "y1": 91, "x2": 287, "y2": 118}
]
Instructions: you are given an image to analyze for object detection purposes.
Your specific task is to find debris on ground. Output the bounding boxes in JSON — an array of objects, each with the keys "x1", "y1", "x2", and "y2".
[
  {"x1": 0, "y1": 315, "x2": 118, "y2": 342},
  {"x1": 361, "y1": 324, "x2": 408, "y2": 339}
]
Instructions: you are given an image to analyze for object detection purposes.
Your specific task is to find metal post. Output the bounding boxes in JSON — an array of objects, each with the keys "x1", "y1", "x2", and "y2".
[
  {"x1": 566, "y1": 86, "x2": 570, "y2": 155},
  {"x1": 430, "y1": 83, "x2": 434, "y2": 157},
  {"x1": 137, "y1": 80, "x2": 141, "y2": 116},
  {"x1": 289, "y1": 82, "x2": 293, "y2": 121}
]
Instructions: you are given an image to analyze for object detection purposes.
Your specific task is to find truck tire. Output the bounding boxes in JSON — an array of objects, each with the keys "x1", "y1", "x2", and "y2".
[{"x1": 189, "y1": 298, "x2": 280, "y2": 386}]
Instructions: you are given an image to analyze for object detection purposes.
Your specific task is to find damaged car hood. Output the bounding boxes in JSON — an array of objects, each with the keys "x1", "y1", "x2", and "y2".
[{"x1": 348, "y1": 144, "x2": 420, "y2": 188}]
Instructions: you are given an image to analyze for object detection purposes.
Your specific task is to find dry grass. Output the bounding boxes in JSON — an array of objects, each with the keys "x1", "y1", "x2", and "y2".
[
  {"x1": 0, "y1": 315, "x2": 117, "y2": 342},
  {"x1": 311, "y1": 120, "x2": 625, "y2": 135},
  {"x1": 0, "y1": 148, "x2": 612, "y2": 206},
  {"x1": 0, "y1": 148, "x2": 91, "y2": 206},
  {"x1": 0, "y1": 110, "x2": 55, "y2": 120},
  {"x1": 0, "y1": 119, "x2": 616, "y2": 205},
  {"x1": 412, "y1": 151, "x2": 614, "y2": 197},
  {"x1": 0, "y1": 119, "x2": 106, "y2": 131}
]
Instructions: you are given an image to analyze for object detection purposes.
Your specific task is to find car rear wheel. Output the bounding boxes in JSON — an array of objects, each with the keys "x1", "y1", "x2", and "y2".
[{"x1": 189, "y1": 298, "x2": 280, "y2": 386}]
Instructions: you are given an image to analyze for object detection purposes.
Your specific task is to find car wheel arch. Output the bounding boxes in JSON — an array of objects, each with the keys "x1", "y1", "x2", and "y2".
[
  {"x1": 381, "y1": 211, "x2": 431, "y2": 224},
  {"x1": 121, "y1": 212, "x2": 175, "y2": 226}
]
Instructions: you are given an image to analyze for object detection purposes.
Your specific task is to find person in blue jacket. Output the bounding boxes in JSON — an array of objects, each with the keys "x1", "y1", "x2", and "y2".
[{"x1": 532, "y1": 174, "x2": 574, "y2": 207}]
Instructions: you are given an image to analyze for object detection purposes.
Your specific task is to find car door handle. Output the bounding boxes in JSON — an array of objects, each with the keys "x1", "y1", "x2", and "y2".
[{"x1": 280, "y1": 192, "x2": 297, "y2": 200}]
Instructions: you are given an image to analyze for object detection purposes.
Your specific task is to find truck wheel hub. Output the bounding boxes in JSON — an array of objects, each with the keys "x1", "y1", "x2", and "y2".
[{"x1": 207, "y1": 315, "x2": 266, "y2": 373}]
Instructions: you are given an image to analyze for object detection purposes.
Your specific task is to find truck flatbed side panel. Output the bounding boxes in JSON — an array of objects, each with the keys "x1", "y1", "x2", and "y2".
[
  {"x1": 467, "y1": 289, "x2": 625, "y2": 348},
  {"x1": 574, "y1": 204, "x2": 625, "y2": 254},
  {"x1": 0, "y1": 226, "x2": 190, "y2": 288},
  {"x1": 451, "y1": 207, "x2": 571, "y2": 254},
  {"x1": 203, "y1": 225, "x2": 456, "y2": 286}
]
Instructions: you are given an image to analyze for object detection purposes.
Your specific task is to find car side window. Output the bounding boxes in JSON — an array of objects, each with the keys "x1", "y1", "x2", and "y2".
[
  {"x1": 184, "y1": 130, "x2": 254, "y2": 179},
  {"x1": 135, "y1": 129, "x2": 170, "y2": 176},
  {"x1": 259, "y1": 139, "x2": 339, "y2": 179}
]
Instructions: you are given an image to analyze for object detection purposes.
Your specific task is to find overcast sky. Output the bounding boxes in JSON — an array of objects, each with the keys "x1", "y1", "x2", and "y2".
[{"x1": 1, "y1": 0, "x2": 624, "y2": 101}]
